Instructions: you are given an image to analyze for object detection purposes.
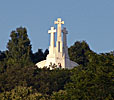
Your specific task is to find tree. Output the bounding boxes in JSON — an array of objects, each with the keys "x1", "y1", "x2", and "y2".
[
  {"x1": 65, "y1": 64, "x2": 114, "y2": 100},
  {"x1": 0, "y1": 86, "x2": 44, "y2": 100},
  {"x1": 0, "y1": 51, "x2": 6, "y2": 61},
  {"x1": 0, "y1": 51, "x2": 7, "y2": 73},
  {"x1": 6, "y1": 27, "x2": 32, "y2": 66},
  {"x1": 68, "y1": 41, "x2": 94, "y2": 66},
  {"x1": 51, "y1": 90, "x2": 68, "y2": 100},
  {"x1": 29, "y1": 68, "x2": 71, "y2": 95},
  {"x1": 32, "y1": 49, "x2": 45, "y2": 64},
  {"x1": 44, "y1": 49, "x2": 49, "y2": 59}
]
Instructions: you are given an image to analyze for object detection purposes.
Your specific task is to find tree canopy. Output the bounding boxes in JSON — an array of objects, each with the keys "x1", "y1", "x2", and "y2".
[
  {"x1": 6, "y1": 27, "x2": 32, "y2": 67},
  {"x1": 0, "y1": 27, "x2": 114, "y2": 100},
  {"x1": 68, "y1": 40, "x2": 94, "y2": 66}
]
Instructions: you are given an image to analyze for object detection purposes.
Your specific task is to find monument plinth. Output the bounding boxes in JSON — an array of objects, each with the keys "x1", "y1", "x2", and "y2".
[{"x1": 36, "y1": 18, "x2": 78, "y2": 69}]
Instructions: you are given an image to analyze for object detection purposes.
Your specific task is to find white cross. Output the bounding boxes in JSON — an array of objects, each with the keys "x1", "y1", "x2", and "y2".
[
  {"x1": 54, "y1": 18, "x2": 64, "y2": 40},
  {"x1": 48, "y1": 27, "x2": 56, "y2": 34},
  {"x1": 54, "y1": 18, "x2": 64, "y2": 25},
  {"x1": 48, "y1": 27, "x2": 56, "y2": 47}
]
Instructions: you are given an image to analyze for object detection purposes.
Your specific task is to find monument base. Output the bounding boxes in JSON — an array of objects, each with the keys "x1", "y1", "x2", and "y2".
[{"x1": 36, "y1": 53, "x2": 78, "y2": 70}]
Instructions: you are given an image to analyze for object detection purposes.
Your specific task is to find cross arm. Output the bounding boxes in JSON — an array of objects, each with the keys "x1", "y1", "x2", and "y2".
[{"x1": 48, "y1": 27, "x2": 56, "y2": 34}]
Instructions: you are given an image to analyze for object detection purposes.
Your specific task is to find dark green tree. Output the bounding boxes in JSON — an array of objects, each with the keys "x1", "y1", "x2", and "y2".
[
  {"x1": 32, "y1": 49, "x2": 45, "y2": 64},
  {"x1": 68, "y1": 41, "x2": 94, "y2": 66},
  {"x1": 51, "y1": 90, "x2": 68, "y2": 100},
  {"x1": 6, "y1": 27, "x2": 32, "y2": 66},
  {"x1": 29, "y1": 68, "x2": 71, "y2": 95},
  {"x1": 0, "y1": 51, "x2": 6, "y2": 61},
  {"x1": 44, "y1": 49, "x2": 49, "y2": 59},
  {"x1": 0, "y1": 51, "x2": 7, "y2": 73},
  {"x1": 64, "y1": 64, "x2": 114, "y2": 100},
  {"x1": 0, "y1": 86, "x2": 44, "y2": 100}
]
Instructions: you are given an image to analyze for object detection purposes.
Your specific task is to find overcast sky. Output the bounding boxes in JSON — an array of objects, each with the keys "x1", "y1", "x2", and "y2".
[{"x1": 0, "y1": 0, "x2": 114, "y2": 53}]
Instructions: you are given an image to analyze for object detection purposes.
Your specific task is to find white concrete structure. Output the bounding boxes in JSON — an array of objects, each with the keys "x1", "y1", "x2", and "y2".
[{"x1": 36, "y1": 18, "x2": 78, "y2": 69}]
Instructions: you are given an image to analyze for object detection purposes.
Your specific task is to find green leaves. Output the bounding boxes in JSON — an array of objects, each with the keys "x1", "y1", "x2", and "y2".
[
  {"x1": 64, "y1": 64, "x2": 114, "y2": 100},
  {"x1": 6, "y1": 27, "x2": 32, "y2": 67},
  {"x1": 68, "y1": 41, "x2": 94, "y2": 66},
  {"x1": 0, "y1": 86, "x2": 43, "y2": 100}
]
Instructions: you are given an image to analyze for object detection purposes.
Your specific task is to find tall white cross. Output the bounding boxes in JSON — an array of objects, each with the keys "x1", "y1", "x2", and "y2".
[
  {"x1": 48, "y1": 27, "x2": 56, "y2": 47},
  {"x1": 54, "y1": 18, "x2": 64, "y2": 41}
]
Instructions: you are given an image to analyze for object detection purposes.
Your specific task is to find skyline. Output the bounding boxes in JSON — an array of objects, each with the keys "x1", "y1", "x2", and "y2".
[{"x1": 0, "y1": 0, "x2": 114, "y2": 53}]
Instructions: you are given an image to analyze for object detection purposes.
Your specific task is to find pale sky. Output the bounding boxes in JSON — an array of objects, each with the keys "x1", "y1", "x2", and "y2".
[{"x1": 0, "y1": 0, "x2": 114, "y2": 53}]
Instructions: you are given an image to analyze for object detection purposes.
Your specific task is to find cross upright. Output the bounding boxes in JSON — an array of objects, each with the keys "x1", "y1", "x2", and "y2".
[
  {"x1": 54, "y1": 18, "x2": 64, "y2": 41},
  {"x1": 62, "y1": 27, "x2": 68, "y2": 34},
  {"x1": 48, "y1": 27, "x2": 56, "y2": 48},
  {"x1": 62, "y1": 27, "x2": 68, "y2": 47}
]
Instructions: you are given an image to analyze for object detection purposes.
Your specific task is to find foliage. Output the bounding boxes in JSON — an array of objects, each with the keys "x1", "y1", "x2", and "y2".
[
  {"x1": 51, "y1": 90, "x2": 68, "y2": 100},
  {"x1": 44, "y1": 49, "x2": 49, "y2": 59},
  {"x1": 0, "y1": 51, "x2": 7, "y2": 73},
  {"x1": 0, "y1": 27, "x2": 114, "y2": 99},
  {"x1": 0, "y1": 65, "x2": 70, "y2": 96},
  {"x1": 0, "y1": 86, "x2": 44, "y2": 100},
  {"x1": 32, "y1": 49, "x2": 49, "y2": 64},
  {"x1": 0, "y1": 51, "x2": 6, "y2": 61},
  {"x1": 6, "y1": 27, "x2": 32, "y2": 67},
  {"x1": 29, "y1": 68, "x2": 71, "y2": 95},
  {"x1": 65, "y1": 61, "x2": 114, "y2": 100},
  {"x1": 68, "y1": 40, "x2": 94, "y2": 66}
]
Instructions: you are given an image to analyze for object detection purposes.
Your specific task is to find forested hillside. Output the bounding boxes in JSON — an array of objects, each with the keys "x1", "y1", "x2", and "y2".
[{"x1": 0, "y1": 27, "x2": 114, "y2": 100}]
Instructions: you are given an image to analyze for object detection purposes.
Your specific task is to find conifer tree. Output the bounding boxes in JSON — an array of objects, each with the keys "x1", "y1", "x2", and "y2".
[{"x1": 6, "y1": 27, "x2": 32, "y2": 66}]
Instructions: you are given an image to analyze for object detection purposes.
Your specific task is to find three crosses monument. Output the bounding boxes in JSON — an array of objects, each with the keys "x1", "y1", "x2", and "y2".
[{"x1": 36, "y1": 18, "x2": 78, "y2": 69}]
